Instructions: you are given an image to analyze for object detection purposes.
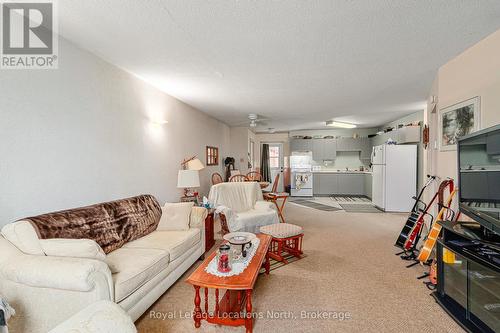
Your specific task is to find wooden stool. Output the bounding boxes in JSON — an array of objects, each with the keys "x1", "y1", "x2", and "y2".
[{"x1": 260, "y1": 223, "x2": 303, "y2": 264}]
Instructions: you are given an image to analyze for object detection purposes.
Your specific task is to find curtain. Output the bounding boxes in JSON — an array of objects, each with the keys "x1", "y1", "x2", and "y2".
[{"x1": 260, "y1": 144, "x2": 271, "y2": 182}]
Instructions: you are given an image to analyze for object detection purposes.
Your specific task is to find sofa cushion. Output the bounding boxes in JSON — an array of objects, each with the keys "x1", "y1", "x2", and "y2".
[
  {"x1": 106, "y1": 247, "x2": 169, "y2": 302},
  {"x1": 40, "y1": 238, "x2": 106, "y2": 261},
  {"x1": 157, "y1": 202, "x2": 194, "y2": 231},
  {"x1": 123, "y1": 229, "x2": 201, "y2": 262},
  {"x1": 1, "y1": 220, "x2": 44, "y2": 255}
]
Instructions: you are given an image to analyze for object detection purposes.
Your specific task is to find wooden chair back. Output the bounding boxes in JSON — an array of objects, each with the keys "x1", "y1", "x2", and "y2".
[
  {"x1": 246, "y1": 171, "x2": 263, "y2": 182},
  {"x1": 211, "y1": 172, "x2": 223, "y2": 185},
  {"x1": 271, "y1": 173, "x2": 280, "y2": 193},
  {"x1": 229, "y1": 174, "x2": 249, "y2": 182}
]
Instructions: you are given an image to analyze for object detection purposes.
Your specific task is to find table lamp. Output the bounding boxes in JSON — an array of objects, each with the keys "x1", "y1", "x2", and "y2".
[
  {"x1": 181, "y1": 156, "x2": 205, "y2": 171},
  {"x1": 177, "y1": 169, "x2": 200, "y2": 197}
]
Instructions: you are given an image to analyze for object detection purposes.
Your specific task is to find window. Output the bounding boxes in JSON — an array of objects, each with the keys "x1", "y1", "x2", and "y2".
[
  {"x1": 269, "y1": 146, "x2": 280, "y2": 168},
  {"x1": 206, "y1": 146, "x2": 219, "y2": 166}
]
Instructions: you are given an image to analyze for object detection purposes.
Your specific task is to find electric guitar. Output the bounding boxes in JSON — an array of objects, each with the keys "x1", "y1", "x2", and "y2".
[
  {"x1": 395, "y1": 175, "x2": 436, "y2": 249},
  {"x1": 403, "y1": 179, "x2": 454, "y2": 251},
  {"x1": 417, "y1": 184, "x2": 457, "y2": 263}
]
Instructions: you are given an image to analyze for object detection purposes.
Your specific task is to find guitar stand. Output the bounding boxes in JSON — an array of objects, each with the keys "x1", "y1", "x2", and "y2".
[
  {"x1": 395, "y1": 250, "x2": 406, "y2": 256},
  {"x1": 406, "y1": 261, "x2": 419, "y2": 268}
]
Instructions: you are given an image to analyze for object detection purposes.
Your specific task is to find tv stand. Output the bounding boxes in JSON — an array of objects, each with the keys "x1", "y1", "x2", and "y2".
[{"x1": 434, "y1": 220, "x2": 499, "y2": 333}]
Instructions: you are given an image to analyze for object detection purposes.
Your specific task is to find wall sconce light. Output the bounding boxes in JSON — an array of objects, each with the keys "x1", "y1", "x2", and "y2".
[{"x1": 151, "y1": 119, "x2": 168, "y2": 126}]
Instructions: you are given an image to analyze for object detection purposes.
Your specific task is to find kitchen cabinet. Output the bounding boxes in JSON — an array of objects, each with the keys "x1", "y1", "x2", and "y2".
[
  {"x1": 486, "y1": 132, "x2": 500, "y2": 155},
  {"x1": 371, "y1": 126, "x2": 421, "y2": 146},
  {"x1": 313, "y1": 173, "x2": 371, "y2": 196},
  {"x1": 336, "y1": 138, "x2": 359, "y2": 151},
  {"x1": 337, "y1": 174, "x2": 364, "y2": 195},
  {"x1": 364, "y1": 173, "x2": 372, "y2": 198},
  {"x1": 360, "y1": 138, "x2": 372, "y2": 160},
  {"x1": 312, "y1": 139, "x2": 324, "y2": 161},
  {"x1": 312, "y1": 139, "x2": 336, "y2": 161},
  {"x1": 290, "y1": 139, "x2": 312, "y2": 152},
  {"x1": 313, "y1": 173, "x2": 340, "y2": 195}
]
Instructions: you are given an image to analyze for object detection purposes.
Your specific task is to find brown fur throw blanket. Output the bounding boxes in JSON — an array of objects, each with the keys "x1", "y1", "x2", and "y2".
[{"x1": 26, "y1": 194, "x2": 161, "y2": 254}]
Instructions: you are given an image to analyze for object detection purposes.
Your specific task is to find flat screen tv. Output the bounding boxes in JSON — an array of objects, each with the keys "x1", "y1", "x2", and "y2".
[{"x1": 458, "y1": 124, "x2": 500, "y2": 236}]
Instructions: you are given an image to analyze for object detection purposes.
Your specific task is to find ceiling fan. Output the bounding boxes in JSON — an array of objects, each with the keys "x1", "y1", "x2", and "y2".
[{"x1": 235, "y1": 114, "x2": 269, "y2": 128}]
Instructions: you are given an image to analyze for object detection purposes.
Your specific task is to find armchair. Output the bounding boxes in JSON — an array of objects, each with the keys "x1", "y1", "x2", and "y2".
[{"x1": 208, "y1": 182, "x2": 279, "y2": 234}]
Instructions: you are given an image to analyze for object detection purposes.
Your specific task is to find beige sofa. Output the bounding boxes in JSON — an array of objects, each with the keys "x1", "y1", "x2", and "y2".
[{"x1": 0, "y1": 198, "x2": 207, "y2": 333}]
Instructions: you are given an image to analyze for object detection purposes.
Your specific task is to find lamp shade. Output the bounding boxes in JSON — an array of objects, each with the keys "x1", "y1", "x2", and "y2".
[
  {"x1": 177, "y1": 170, "x2": 200, "y2": 188},
  {"x1": 186, "y1": 158, "x2": 204, "y2": 171}
]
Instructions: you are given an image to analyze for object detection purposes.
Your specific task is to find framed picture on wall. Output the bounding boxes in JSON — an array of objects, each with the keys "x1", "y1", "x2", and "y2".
[
  {"x1": 206, "y1": 146, "x2": 219, "y2": 166},
  {"x1": 438, "y1": 96, "x2": 480, "y2": 151}
]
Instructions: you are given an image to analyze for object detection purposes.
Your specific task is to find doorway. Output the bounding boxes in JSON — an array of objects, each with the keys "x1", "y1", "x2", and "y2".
[{"x1": 265, "y1": 143, "x2": 284, "y2": 192}]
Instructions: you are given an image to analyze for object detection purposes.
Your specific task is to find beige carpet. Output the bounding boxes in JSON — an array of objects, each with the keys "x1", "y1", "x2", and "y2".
[{"x1": 135, "y1": 204, "x2": 464, "y2": 333}]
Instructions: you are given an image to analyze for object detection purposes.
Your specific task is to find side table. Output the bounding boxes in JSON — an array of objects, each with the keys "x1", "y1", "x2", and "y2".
[{"x1": 205, "y1": 210, "x2": 215, "y2": 253}]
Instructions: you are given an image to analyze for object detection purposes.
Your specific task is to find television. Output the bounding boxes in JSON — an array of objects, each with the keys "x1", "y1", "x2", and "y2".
[{"x1": 458, "y1": 124, "x2": 500, "y2": 236}]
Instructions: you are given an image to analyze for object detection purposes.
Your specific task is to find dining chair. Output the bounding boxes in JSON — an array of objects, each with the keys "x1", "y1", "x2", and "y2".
[
  {"x1": 246, "y1": 171, "x2": 263, "y2": 182},
  {"x1": 270, "y1": 173, "x2": 280, "y2": 192},
  {"x1": 264, "y1": 173, "x2": 288, "y2": 223},
  {"x1": 229, "y1": 174, "x2": 249, "y2": 182},
  {"x1": 211, "y1": 172, "x2": 223, "y2": 185}
]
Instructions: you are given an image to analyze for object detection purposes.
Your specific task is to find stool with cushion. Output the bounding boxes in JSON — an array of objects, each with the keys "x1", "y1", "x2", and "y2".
[{"x1": 259, "y1": 223, "x2": 303, "y2": 264}]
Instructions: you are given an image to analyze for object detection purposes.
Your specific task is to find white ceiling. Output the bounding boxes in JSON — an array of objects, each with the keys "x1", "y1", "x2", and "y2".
[{"x1": 58, "y1": 1, "x2": 500, "y2": 131}]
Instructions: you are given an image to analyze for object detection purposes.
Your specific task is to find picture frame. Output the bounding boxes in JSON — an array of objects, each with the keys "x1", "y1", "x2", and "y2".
[
  {"x1": 206, "y1": 146, "x2": 219, "y2": 166},
  {"x1": 438, "y1": 96, "x2": 480, "y2": 151}
]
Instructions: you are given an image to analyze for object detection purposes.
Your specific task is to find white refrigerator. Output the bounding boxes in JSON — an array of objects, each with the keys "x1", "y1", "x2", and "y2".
[{"x1": 371, "y1": 144, "x2": 417, "y2": 212}]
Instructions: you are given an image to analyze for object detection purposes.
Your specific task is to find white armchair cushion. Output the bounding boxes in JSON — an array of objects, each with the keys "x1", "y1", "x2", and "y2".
[
  {"x1": 209, "y1": 182, "x2": 263, "y2": 213},
  {"x1": 157, "y1": 202, "x2": 194, "y2": 231},
  {"x1": 254, "y1": 200, "x2": 275, "y2": 210},
  {"x1": 233, "y1": 209, "x2": 279, "y2": 233},
  {"x1": 0, "y1": 220, "x2": 44, "y2": 255},
  {"x1": 40, "y1": 238, "x2": 106, "y2": 261}
]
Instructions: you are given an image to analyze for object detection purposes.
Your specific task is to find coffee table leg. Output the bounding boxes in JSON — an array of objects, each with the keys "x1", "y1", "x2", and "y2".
[
  {"x1": 245, "y1": 289, "x2": 253, "y2": 333},
  {"x1": 265, "y1": 252, "x2": 270, "y2": 275},
  {"x1": 193, "y1": 285, "x2": 202, "y2": 328}
]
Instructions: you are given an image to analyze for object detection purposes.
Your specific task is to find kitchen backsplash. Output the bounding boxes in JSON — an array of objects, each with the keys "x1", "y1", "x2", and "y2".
[{"x1": 312, "y1": 151, "x2": 370, "y2": 171}]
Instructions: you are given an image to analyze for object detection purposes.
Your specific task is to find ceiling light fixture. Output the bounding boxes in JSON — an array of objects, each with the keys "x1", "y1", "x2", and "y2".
[{"x1": 326, "y1": 120, "x2": 356, "y2": 129}]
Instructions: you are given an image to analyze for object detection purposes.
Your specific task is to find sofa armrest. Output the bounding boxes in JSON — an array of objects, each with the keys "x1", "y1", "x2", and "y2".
[
  {"x1": 49, "y1": 300, "x2": 136, "y2": 333},
  {"x1": 1, "y1": 254, "x2": 113, "y2": 299},
  {"x1": 255, "y1": 200, "x2": 275, "y2": 210}
]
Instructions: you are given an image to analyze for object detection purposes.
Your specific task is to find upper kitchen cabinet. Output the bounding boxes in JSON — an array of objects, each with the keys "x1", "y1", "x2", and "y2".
[
  {"x1": 290, "y1": 139, "x2": 313, "y2": 152},
  {"x1": 486, "y1": 132, "x2": 500, "y2": 155},
  {"x1": 312, "y1": 139, "x2": 336, "y2": 161},
  {"x1": 336, "y1": 138, "x2": 359, "y2": 151},
  {"x1": 359, "y1": 138, "x2": 372, "y2": 160},
  {"x1": 323, "y1": 139, "x2": 337, "y2": 160},
  {"x1": 372, "y1": 126, "x2": 421, "y2": 146}
]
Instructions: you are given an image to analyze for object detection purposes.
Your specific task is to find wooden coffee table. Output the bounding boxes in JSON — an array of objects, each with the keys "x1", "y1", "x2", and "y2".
[{"x1": 186, "y1": 233, "x2": 272, "y2": 333}]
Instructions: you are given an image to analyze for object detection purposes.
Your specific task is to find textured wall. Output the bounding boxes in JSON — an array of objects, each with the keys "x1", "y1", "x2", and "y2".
[
  {"x1": 0, "y1": 37, "x2": 229, "y2": 226},
  {"x1": 427, "y1": 29, "x2": 500, "y2": 182}
]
